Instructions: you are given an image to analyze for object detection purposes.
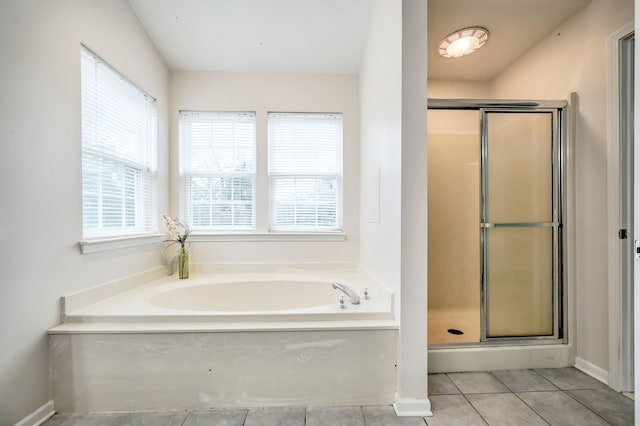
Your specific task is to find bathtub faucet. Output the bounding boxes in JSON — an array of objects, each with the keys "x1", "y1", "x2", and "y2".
[{"x1": 332, "y1": 282, "x2": 361, "y2": 305}]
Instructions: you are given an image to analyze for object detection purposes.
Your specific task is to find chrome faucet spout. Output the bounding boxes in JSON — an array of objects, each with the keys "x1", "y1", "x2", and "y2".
[{"x1": 331, "y1": 282, "x2": 361, "y2": 305}]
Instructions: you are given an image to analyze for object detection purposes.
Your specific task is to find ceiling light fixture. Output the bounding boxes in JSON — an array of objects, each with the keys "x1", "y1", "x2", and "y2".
[{"x1": 438, "y1": 26, "x2": 489, "y2": 58}]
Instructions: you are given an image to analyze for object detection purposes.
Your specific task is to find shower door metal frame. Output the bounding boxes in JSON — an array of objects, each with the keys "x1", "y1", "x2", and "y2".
[
  {"x1": 428, "y1": 99, "x2": 567, "y2": 347},
  {"x1": 480, "y1": 107, "x2": 563, "y2": 344}
]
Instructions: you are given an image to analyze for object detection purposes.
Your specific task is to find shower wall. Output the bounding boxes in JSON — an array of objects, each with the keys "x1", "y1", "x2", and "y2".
[
  {"x1": 428, "y1": 132, "x2": 480, "y2": 309},
  {"x1": 428, "y1": 110, "x2": 481, "y2": 344}
]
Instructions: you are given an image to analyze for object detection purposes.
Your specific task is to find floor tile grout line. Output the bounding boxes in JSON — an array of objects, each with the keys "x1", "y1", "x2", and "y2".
[
  {"x1": 557, "y1": 386, "x2": 610, "y2": 391},
  {"x1": 456, "y1": 391, "x2": 515, "y2": 396},
  {"x1": 443, "y1": 372, "x2": 465, "y2": 395},
  {"x1": 514, "y1": 389, "x2": 611, "y2": 425},
  {"x1": 460, "y1": 393, "x2": 490, "y2": 425},
  {"x1": 491, "y1": 369, "x2": 559, "y2": 393},
  {"x1": 510, "y1": 389, "x2": 553, "y2": 426},
  {"x1": 561, "y1": 389, "x2": 616, "y2": 425},
  {"x1": 444, "y1": 373, "x2": 495, "y2": 426},
  {"x1": 528, "y1": 368, "x2": 561, "y2": 391},
  {"x1": 446, "y1": 371, "x2": 499, "y2": 425},
  {"x1": 487, "y1": 370, "x2": 518, "y2": 393},
  {"x1": 427, "y1": 372, "x2": 461, "y2": 396},
  {"x1": 180, "y1": 410, "x2": 189, "y2": 426},
  {"x1": 534, "y1": 369, "x2": 609, "y2": 391},
  {"x1": 456, "y1": 371, "x2": 550, "y2": 425}
]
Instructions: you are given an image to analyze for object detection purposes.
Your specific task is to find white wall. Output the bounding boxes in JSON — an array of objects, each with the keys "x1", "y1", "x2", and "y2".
[
  {"x1": 489, "y1": 0, "x2": 633, "y2": 374},
  {"x1": 360, "y1": 0, "x2": 430, "y2": 412},
  {"x1": 0, "y1": 1, "x2": 169, "y2": 424},
  {"x1": 169, "y1": 71, "x2": 360, "y2": 264},
  {"x1": 360, "y1": 0, "x2": 402, "y2": 298},
  {"x1": 399, "y1": 0, "x2": 429, "y2": 408}
]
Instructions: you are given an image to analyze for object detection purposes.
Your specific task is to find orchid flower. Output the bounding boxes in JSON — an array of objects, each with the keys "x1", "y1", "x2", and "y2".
[{"x1": 162, "y1": 214, "x2": 191, "y2": 247}]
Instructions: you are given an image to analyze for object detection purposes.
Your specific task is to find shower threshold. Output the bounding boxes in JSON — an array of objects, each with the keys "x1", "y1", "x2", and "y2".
[{"x1": 428, "y1": 342, "x2": 574, "y2": 373}]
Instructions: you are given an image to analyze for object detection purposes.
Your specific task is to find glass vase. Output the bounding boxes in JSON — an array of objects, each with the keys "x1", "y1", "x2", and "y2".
[{"x1": 178, "y1": 245, "x2": 189, "y2": 279}]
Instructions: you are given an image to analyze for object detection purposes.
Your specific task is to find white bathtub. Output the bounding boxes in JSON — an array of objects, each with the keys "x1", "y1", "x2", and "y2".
[
  {"x1": 49, "y1": 264, "x2": 398, "y2": 412},
  {"x1": 59, "y1": 269, "x2": 394, "y2": 325},
  {"x1": 151, "y1": 280, "x2": 342, "y2": 311}
]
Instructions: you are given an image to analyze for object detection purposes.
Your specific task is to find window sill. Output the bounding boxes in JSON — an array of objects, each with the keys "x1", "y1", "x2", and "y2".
[
  {"x1": 189, "y1": 232, "x2": 346, "y2": 242},
  {"x1": 79, "y1": 234, "x2": 164, "y2": 254}
]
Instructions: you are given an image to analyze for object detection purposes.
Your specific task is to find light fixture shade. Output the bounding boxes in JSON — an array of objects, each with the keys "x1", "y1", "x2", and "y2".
[{"x1": 438, "y1": 27, "x2": 489, "y2": 58}]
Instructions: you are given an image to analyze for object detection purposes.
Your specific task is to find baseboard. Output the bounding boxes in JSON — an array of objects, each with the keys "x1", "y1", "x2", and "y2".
[
  {"x1": 575, "y1": 357, "x2": 609, "y2": 385},
  {"x1": 393, "y1": 394, "x2": 432, "y2": 417},
  {"x1": 15, "y1": 400, "x2": 55, "y2": 426}
]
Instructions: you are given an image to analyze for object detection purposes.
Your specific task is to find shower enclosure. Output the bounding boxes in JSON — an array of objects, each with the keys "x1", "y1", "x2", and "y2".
[{"x1": 427, "y1": 99, "x2": 566, "y2": 346}]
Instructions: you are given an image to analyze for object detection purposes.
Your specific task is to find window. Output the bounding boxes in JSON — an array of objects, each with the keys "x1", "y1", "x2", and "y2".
[
  {"x1": 180, "y1": 111, "x2": 256, "y2": 231},
  {"x1": 268, "y1": 113, "x2": 343, "y2": 231},
  {"x1": 81, "y1": 46, "x2": 158, "y2": 240}
]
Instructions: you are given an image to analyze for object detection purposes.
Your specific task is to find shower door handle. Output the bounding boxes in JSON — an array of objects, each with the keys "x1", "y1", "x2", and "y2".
[{"x1": 480, "y1": 222, "x2": 558, "y2": 228}]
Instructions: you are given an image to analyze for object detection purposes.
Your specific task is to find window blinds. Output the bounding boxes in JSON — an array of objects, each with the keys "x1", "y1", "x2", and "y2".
[
  {"x1": 81, "y1": 46, "x2": 158, "y2": 239},
  {"x1": 180, "y1": 111, "x2": 256, "y2": 230},
  {"x1": 268, "y1": 113, "x2": 343, "y2": 231}
]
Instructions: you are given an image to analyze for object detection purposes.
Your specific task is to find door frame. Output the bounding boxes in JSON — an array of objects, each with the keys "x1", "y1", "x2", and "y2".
[
  {"x1": 480, "y1": 108, "x2": 562, "y2": 342},
  {"x1": 606, "y1": 21, "x2": 634, "y2": 392},
  {"x1": 428, "y1": 98, "x2": 567, "y2": 346}
]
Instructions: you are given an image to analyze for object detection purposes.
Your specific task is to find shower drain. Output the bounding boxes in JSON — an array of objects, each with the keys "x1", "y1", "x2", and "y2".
[{"x1": 447, "y1": 328, "x2": 464, "y2": 335}]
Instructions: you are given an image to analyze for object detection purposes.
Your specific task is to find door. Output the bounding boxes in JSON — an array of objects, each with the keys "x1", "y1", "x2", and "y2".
[
  {"x1": 619, "y1": 32, "x2": 634, "y2": 391},
  {"x1": 482, "y1": 110, "x2": 561, "y2": 340},
  {"x1": 427, "y1": 99, "x2": 565, "y2": 346}
]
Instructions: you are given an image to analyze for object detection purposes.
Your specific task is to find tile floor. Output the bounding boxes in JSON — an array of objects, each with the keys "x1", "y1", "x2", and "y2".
[
  {"x1": 43, "y1": 368, "x2": 633, "y2": 426},
  {"x1": 428, "y1": 368, "x2": 633, "y2": 425}
]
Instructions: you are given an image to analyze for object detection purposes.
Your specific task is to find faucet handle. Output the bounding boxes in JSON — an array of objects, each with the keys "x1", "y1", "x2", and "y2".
[
  {"x1": 338, "y1": 295, "x2": 348, "y2": 309},
  {"x1": 363, "y1": 287, "x2": 371, "y2": 300}
]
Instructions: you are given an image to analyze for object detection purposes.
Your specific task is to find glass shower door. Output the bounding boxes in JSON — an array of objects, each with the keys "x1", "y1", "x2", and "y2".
[{"x1": 482, "y1": 111, "x2": 559, "y2": 339}]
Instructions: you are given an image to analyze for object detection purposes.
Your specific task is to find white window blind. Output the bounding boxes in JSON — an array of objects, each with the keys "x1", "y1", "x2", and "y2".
[
  {"x1": 81, "y1": 46, "x2": 158, "y2": 240},
  {"x1": 268, "y1": 112, "x2": 343, "y2": 231},
  {"x1": 180, "y1": 111, "x2": 256, "y2": 230}
]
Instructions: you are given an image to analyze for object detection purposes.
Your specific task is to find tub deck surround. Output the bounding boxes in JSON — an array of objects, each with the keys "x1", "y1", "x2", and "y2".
[
  {"x1": 52, "y1": 263, "x2": 395, "y2": 331},
  {"x1": 60, "y1": 266, "x2": 169, "y2": 317},
  {"x1": 50, "y1": 319, "x2": 399, "y2": 334},
  {"x1": 49, "y1": 263, "x2": 398, "y2": 412}
]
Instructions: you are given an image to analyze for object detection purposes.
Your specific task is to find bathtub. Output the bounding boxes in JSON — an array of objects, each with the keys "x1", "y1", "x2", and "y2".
[
  {"x1": 49, "y1": 264, "x2": 398, "y2": 412},
  {"x1": 59, "y1": 268, "x2": 394, "y2": 325},
  {"x1": 152, "y1": 280, "x2": 351, "y2": 311}
]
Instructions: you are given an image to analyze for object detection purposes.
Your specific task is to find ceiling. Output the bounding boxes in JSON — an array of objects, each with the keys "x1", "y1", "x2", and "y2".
[
  {"x1": 427, "y1": 0, "x2": 590, "y2": 81},
  {"x1": 127, "y1": 0, "x2": 372, "y2": 74},
  {"x1": 128, "y1": 0, "x2": 590, "y2": 81}
]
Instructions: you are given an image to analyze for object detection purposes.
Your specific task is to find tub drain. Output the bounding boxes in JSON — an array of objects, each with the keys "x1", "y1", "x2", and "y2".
[{"x1": 447, "y1": 328, "x2": 464, "y2": 335}]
